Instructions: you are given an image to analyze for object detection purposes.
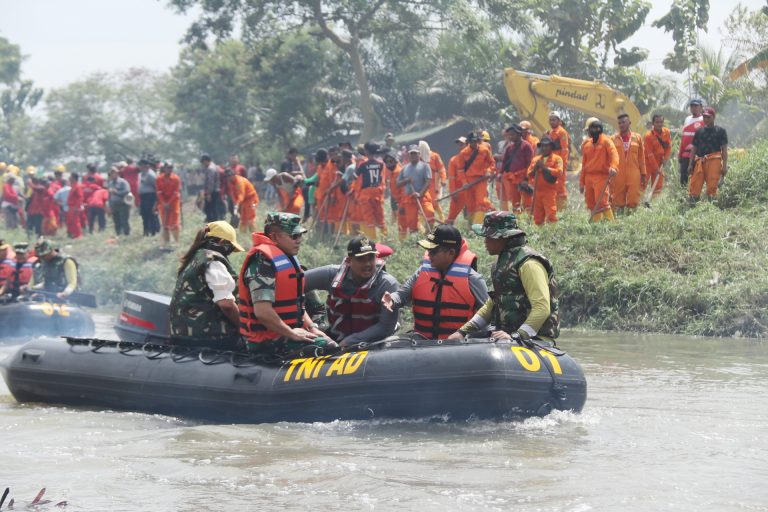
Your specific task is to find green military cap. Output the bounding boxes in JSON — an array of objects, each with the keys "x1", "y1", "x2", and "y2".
[
  {"x1": 35, "y1": 239, "x2": 56, "y2": 256},
  {"x1": 472, "y1": 211, "x2": 525, "y2": 239},
  {"x1": 265, "y1": 212, "x2": 308, "y2": 236}
]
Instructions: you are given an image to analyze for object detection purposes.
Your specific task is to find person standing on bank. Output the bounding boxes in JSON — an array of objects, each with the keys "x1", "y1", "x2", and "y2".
[
  {"x1": 138, "y1": 158, "x2": 160, "y2": 236},
  {"x1": 687, "y1": 107, "x2": 728, "y2": 202},
  {"x1": 107, "y1": 167, "x2": 132, "y2": 236},
  {"x1": 304, "y1": 236, "x2": 400, "y2": 346},
  {"x1": 169, "y1": 221, "x2": 244, "y2": 350},
  {"x1": 448, "y1": 211, "x2": 559, "y2": 343},
  {"x1": 382, "y1": 225, "x2": 488, "y2": 340}
]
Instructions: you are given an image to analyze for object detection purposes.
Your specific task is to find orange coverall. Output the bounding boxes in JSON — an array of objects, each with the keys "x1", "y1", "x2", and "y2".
[
  {"x1": 388, "y1": 163, "x2": 408, "y2": 237},
  {"x1": 611, "y1": 132, "x2": 646, "y2": 209},
  {"x1": 156, "y1": 172, "x2": 181, "y2": 230},
  {"x1": 314, "y1": 162, "x2": 344, "y2": 225},
  {"x1": 454, "y1": 144, "x2": 495, "y2": 224},
  {"x1": 228, "y1": 175, "x2": 259, "y2": 231},
  {"x1": 689, "y1": 152, "x2": 723, "y2": 198},
  {"x1": 446, "y1": 154, "x2": 467, "y2": 223},
  {"x1": 644, "y1": 127, "x2": 672, "y2": 197},
  {"x1": 580, "y1": 134, "x2": 619, "y2": 220},
  {"x1": 429, "y1": 151, "x2": 446, "y2": 221},
  {"x1": 528, "y1": 154, "x2": 563, "y2": 225},
  {"x1": 546, "y1": 125, "x2": 570, "y2": 209}
]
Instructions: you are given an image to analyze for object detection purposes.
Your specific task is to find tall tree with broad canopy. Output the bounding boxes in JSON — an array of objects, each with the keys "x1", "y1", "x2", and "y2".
[
  {"x1": 168, "y1": 0, "x2": 451, "y2": 141},
  {"x1": 0, "y1": 35, "x2": 42, "y2": 162}
]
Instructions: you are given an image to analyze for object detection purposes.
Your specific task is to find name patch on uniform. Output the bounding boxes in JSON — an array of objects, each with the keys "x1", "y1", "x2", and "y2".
[{"x1": 282, "y1": 351, "x2": 369, "y2": 382}]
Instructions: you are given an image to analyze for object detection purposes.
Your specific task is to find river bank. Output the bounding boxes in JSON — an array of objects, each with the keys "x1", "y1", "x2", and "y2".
[{"x1": 1, "y1": 143, "x2": 766, "y2": 338}]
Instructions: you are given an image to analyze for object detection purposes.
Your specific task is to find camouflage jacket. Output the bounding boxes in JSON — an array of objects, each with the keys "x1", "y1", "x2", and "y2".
[
  {"x1": 170, "y1": 248, "x2": 239, "y2": 344},
  {"x1": 491, "y1": 244, "x2": 560, "y2": 339}
]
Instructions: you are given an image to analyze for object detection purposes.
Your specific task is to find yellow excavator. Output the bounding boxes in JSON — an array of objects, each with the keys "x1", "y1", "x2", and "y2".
[{"x1": 503, "y1": 68, "x2": 642, "y2": 135}]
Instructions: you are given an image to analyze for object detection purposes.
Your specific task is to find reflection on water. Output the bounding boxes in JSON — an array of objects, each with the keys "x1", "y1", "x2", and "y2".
[{"x1": 1, "y1": 317, "x2": 767, "y2": 511}]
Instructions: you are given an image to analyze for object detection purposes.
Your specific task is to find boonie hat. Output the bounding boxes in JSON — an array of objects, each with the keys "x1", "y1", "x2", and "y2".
[
  {"x1": 206, "y1": 221, "x2": 245, "y2": 252},
  {"x1": 35, "y1": 239, "x2": 56, "y2": 256},
  {"x1": 472, "y1": 211, "x2": 525, "y2": 239},
  {"x1": 13, "y1": 242, "x2": 29, "y2": 252},
  {"x1": 265, "y1": 212, "x2": 307, "y2": 236},
  {"x1": 347, "y1": 236, "x2": 379, "y2": 257},
  {"x1": 418, "y1": 225, "x2": 462, "y2": 250}
]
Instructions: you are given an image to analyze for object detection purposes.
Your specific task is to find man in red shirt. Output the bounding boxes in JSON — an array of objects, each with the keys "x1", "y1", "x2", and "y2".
[
  {"x1": 119, "y1": 159, "x2": 140, "y2": 206},
  {"x1": 66, "y1": 173, "x2": 84, "y2": 239},
  {"x1": 498, "y1": 124, "x2": 534, "y2": 213}
]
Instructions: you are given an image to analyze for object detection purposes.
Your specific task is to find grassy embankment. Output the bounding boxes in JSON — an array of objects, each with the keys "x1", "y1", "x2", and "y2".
[{"x1": 2, "y1": 143, "x2": 767, "y2": 338}]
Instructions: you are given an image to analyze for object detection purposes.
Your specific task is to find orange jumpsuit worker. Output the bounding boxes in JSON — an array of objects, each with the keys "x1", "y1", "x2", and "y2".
[
  {"x1": 66, "y1": 173, "x2": 84, "y2": 239},
  {"x1": 454, "y1": 132, "x2": 495, "y2": 225},
  {"x1": 226, "y1": 169, "x2": 260, "y2": 235},
  {"x1": 446, "y1": 136, "x2": 468, "y2": 224},
  {"x1": 644, "y1": 114, "x2": 672, "y2": 199},
  {"x1": 313, "y1": 149, "x2": 344, "y2": 233},
  {"x1": 527, "y1": 137, "x2": 563, "y2": 225},
  {"x1": 580, "y1": 119, "x2": 619, "y2": 222},
  {"x1": 265, "y1": 169, "x2": 304, "y2": 214},
  {"x1": 156, "y1": 162, "x2": 182, "y2": 244},
  {"x1": 687, "y1": 107, "x2": 728, "y2": 201},
  {"x1": 421, "y1": 142, "x2": 446, "y2": 222},
  {"x1": 519, "y1": 121, "x2": 539, "y2": 209},
  {"x1": 610, "y1": 113, "x2": 646, "y2": 213},
  {"x1": 355, "y1": 141, "x2": 386, "y2": 239},
  {"x1": 383, "y1": 151, "x2": 406, "y2": 238},
  {"x1": 546, "y1": 112, "x2": 570, "y2": 211}
]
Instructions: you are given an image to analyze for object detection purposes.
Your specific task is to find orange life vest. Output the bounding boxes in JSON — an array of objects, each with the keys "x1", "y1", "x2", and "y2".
[
  {"x1": 412, "y1": 241, "x2": 478, "y2": 339},
  {"x1": 237, "y1": 233, "x2": 304, "y2": 344}
]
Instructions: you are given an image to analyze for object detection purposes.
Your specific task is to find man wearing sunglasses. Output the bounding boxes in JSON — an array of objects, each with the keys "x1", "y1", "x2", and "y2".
[
  {"x1": 304, "y1": 236, "x2": 399, "y2": 347},
  {"x1": 238, "y1": 212, "x2": 333, "y2": 352},
  {"x1": 382, "y1": 225, "x2": 488, "y2": 340}
]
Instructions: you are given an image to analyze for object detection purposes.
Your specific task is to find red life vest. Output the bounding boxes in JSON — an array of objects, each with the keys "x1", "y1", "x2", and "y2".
[
  {"x1": 326, "y1": 259, "x2": 385, "y2": 340},
  {"x1": 412, "y1": 241, "x2": 478, "y2": 339},
  {"x1": 679, "y1": 116, "x2": 704, "y2": 159},
  {"x1": 7, "y1": 256, "x2": 37, "y2": 295},
  {"x1": 0, "y1": 254, "x2": 15, "y2": 288},
  {"x1": 237, "y1": 233, "x2": 304, "y2": 344}
]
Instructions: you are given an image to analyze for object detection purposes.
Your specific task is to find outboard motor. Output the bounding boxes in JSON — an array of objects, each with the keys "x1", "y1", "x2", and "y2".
[{"x1": 114, "y1": 291, "x2": 171, "y2": 343}]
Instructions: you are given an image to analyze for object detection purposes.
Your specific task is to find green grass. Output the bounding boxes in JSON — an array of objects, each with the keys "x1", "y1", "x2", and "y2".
[{"x1": 3, "y1": 142, "x2": 767, "y2": 338}]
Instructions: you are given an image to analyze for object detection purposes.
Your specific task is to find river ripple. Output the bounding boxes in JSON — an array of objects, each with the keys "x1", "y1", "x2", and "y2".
[{"x1": 0, "y1": 315, "x2": 765, "y2": 511}]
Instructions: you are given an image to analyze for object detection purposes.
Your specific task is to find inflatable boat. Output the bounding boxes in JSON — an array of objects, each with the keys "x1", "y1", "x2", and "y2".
[
  {"x1": 0, "y1": 299, "x2": 95, "y2": 341},
  {"x1": 0, "y1": 335, "x2": 586, "y2": 423}
]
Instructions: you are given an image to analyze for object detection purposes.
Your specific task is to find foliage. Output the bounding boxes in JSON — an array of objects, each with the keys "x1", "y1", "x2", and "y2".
[
  {"x1": 31, "y1": 69, "x2": 184, "y2": 168},
  {"x1": 653, "y1": 0, "x2": 710, "y2": 73},
  {"x1": 0, "y1": 35, "x2": 42, "y2": 163}
]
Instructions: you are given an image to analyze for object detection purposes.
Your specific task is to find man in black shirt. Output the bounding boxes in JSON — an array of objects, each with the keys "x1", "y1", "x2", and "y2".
[
  {"x1": 687, "y1": 107, "x2": 728, "y2": 201},
  {"x1": 354, "y1": 141, "x2": 386, "y2": 239}
]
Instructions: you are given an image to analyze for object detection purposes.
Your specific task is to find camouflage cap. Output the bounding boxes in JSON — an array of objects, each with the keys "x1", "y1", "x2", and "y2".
[
  {"x1": 265, "y1": 212, "x2": 308, "y2": 236},
  {"x1": 35, "y1": 239, "x2": 56, "y2": 256},
  {"x1": 472, "y1": 211, "x2": 525, "y2": 239}
]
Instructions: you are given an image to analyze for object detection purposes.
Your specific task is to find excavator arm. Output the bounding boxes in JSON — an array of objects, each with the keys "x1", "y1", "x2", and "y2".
[{"x1": 503, "y1": 68, "x2": 642, "y2": 135}]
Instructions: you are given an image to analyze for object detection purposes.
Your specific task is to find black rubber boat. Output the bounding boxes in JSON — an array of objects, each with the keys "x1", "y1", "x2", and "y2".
[
  {"x1": 0, "y1": 300, "x2": 95, "y2": 341},
  {"x1": 0, "y1": 335, "x2": 586, "y2": 423}
]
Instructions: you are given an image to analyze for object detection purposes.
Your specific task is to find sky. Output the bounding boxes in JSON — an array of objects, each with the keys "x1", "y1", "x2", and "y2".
[{"x1": 0, "y1": 0, "x2": 763, "y2": 91}]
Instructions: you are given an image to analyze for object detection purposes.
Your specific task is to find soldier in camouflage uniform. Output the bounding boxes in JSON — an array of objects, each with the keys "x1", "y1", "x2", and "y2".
[
  {"x1": 238, "y1": 212, "x2": 335, "y2": 353},
  {"x1": 170, "y1": 221, "x2": 244, "y2": 349},
  {"x1": 27, "y1": 240, "x2": 79, "y2": 298},
  {"x1": 448, "y1": 211, "x2": 560, "y2": 342}
]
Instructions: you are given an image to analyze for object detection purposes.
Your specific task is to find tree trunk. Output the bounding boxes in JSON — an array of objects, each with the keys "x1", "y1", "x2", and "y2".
[{"x1": 347, "y1": 36, "x2": 377, "y2": 141}]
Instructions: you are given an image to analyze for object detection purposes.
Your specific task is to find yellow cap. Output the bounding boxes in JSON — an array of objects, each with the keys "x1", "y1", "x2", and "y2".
[
  {"x1": 481, "y1": 130, "x2": 491, "y2": 141},
  {"x1": 584, "y1": 117, "x2": 600, "y2": 131},
  {"x1": 26, "y1": 165, "x2": 36, "y2": 175},
  {"x1": 55, "y1": 164, "x2": 66, "y2": 173},
  {"x1": 0, "y1": 162, "x2": 6, "y2": 170},
  {"x1": 205, "y1": 221, "x2": 245, "y2": 252},
  {"x1": 9, "y1": 165, "x2": 19, "y2": 175}
]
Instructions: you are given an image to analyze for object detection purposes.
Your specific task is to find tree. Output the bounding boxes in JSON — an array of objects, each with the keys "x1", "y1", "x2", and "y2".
[
  {"x1": 169, "y1": 0, "x2": 451, "y2": 140},
  {"x1": 0, "y1": 35, "x2": 42, "y2": 163},
  {"x1": 652, "y1": 0, "x2": 710, "y2": 74},
  {"x1": 34, "y1": 70, "x2": 182, "y2": 167}
]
